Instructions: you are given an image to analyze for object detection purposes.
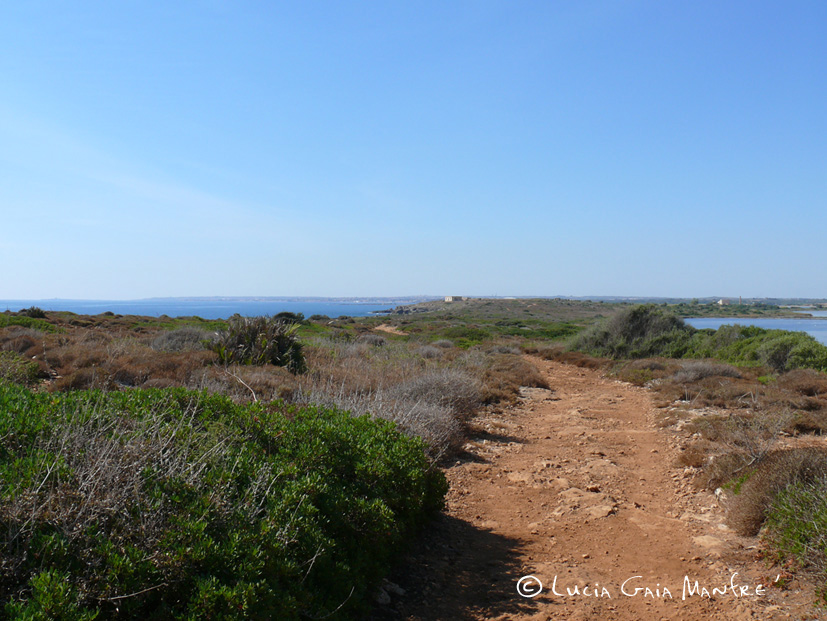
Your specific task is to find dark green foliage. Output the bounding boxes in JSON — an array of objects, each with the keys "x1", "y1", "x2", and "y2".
[
  {"x1": 274, "y1": 311, "x2": 305, "y2": 324},
  {"x1": 571, "y1": 305, "x2": 827, "y2": 373},
  {"x1": 689, "y1": 325, "x2": 827, "y2": 372},
  {"x1": 571, "y1": 304, "x2": 694, "y2": 359},
  {"x1": 0, "y1": 384, "x2": 446, "y2": 619},
  {"x1": 212, "y1": 316, "x2": 307, "y2": 373},
  {"x1": 18, "y1": 307, "x2": 47, "y2": 319}
]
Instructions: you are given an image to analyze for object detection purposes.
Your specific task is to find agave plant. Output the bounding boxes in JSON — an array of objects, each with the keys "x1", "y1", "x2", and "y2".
[{"x1": 212, "y1": 315, "x2": 306, "y2": 373}]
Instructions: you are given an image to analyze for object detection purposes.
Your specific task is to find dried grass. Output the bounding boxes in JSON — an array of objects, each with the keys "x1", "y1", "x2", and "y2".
[{"x1": 727, "y1": 447, "x2": 827, "y2": 536}]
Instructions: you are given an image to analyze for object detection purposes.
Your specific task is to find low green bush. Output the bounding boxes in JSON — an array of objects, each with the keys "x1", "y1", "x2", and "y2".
[
  {"x1": 0, "y1": 314, "x2": 59, "y2": 333},
  {"x1": 0, "y1": 384, "x2": 446, "y2": 619},
  {"x1": 765, "y1": 476, "x2": 827, "y2": 593},
  {"x1": 441, "y1": 326, "x2": 491, "y2": 347},
  {"x1": 0, "y1": 351, "x2": 40, "y2": 385}
]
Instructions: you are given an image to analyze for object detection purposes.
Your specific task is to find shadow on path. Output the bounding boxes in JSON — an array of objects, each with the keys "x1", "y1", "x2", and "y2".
[{"x1": 370, "y1": 514, "x2": 539, "y2": 620}]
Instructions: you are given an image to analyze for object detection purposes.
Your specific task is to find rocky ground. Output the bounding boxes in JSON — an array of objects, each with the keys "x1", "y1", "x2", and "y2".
[{"x1": 372, "y1": 358, "x2": 825, "y2": 620}]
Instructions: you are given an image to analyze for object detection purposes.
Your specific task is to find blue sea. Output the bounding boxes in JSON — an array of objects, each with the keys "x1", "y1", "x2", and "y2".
[
  {"x1": 686, "y1": 317, "x2": 827, "y2": 346},
  {"x1": 0, "y1": 299, "x2": 403, "y2": 320}
]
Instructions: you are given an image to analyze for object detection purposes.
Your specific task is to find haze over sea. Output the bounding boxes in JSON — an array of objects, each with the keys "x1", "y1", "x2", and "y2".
[{"x1": 0, "y1": 298, "x2": 419, "y2": 320}]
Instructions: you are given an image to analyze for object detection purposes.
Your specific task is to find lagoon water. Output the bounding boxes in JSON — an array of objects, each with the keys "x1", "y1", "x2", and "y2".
[
  {"x1": 686, "y1": 317, "x2": 827, "y2": 346},
  {"x1": 0, "y1": 299, "x2": 395, "y2": 320}
]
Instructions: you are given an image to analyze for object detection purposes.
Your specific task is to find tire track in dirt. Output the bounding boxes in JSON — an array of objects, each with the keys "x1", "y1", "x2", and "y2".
[{"x1": 374, "y1": 358, "x2": 822, "y2": 620}]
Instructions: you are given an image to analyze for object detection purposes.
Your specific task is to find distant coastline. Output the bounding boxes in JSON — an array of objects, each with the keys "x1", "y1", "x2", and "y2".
[{"x1": 0, "y1": 297, "x2": 442, "y2": 320}]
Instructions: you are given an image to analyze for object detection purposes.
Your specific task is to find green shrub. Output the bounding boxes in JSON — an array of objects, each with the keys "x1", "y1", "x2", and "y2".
[
  {"x1": 0, "y1": 314, "x2": 59, "y2": 333},
  {"x1": 764, "y1": 476, "x2": 827, "y2": 586},
  {"x1": 569, "y1": 305, "x2": 827, "y2": 374},
  {"x1": 274, "y1": 311, "x2": 305, "y2": 324},
  {"x1": 0, "y1": 351, "x2": 40, "y2": 385},
  {"x1": 441, "y1": 326, "x2": 490, "y2": 346},
  {"x1": 0, "y1": 384, "x2": 446, "y2": 619},
  {"x1": 571, "y1": 304, "x2": 694, "y2": 359},
  {"x1": 212, "y1": 316, "x2": 306, "y2": 373}
]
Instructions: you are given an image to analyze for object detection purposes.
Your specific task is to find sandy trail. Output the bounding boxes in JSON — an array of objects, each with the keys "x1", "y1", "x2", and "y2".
[{"x1": 374, "y1": 358, "x2": 821, "y2": 620}]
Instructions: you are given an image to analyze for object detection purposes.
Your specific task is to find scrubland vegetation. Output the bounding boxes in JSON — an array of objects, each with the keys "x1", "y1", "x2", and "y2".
[
  {"x1": 558, "y1": 304, "x2": 827, "y2": 596},
  {"x1": 4, "y1": 298, "x2": 827, "y2": 614},
  {"x1": 0, "y1": 306, "x2": 554, "y2": 617}
]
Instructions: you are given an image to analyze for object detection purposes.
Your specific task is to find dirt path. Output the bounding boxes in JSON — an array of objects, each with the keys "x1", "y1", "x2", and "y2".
[{"x1": 374, "y1": 358, "x2": 822, "y2": 620}]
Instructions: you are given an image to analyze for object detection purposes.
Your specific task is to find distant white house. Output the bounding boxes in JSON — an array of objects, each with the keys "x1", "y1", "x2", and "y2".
[
  {"x1": 717, "y1": 299, "x2": 727, "y2": 305},
  {"x1": 444, "y1": 296, "x2": 466, "y2": 302}
]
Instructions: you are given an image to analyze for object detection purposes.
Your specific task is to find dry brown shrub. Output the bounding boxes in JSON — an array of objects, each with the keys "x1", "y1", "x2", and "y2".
[
  {"x1": 702, "y1": 451, "x2": 755, "y2": 491},
  {"x1": 613, "y1": 364, "x2": 660, "y2": 386},
  {"x1": 151, "y1": 327, "x2": 215, "y2": 352},
  {"x1": 225, "y1": 365, "x2": 299, "y2": 402},
  {"x1": 417, "y1": 345, "x2": 443, "y2": 359},
  {"x1": 142, "y1": 378, "x2": 178, "y2": 389},
  {"x1": 390, "y1": 368, "x2": 483, "y2": 418},
  {"x1": 355, "y1": 333, "x2": 387, "y2": 347},
  {"x1": 0, "y1": 330, "x2": 43, "y2": 357},
  {"x1": 675, "y1": 441, "x2": 708, "y2": 468},
  {"x1": 612, "y1": 358, "x2": 678, "y2": 386},
  {"x1": 479, "y1": 355, "x2": 549, "y2": 403},
  {"x1": 672, "y1": 360, "x2": 742, "y2": 383},
  {"x1": 54, "y1": 368, "x2": 108, "y2": 391},
  {"x1": 523, "y1": 344, "x2": 564, "y2": 360},
  {"x1": 695, "y1": 409, "x2": 792, "y2": 457},
  {"x1": 787, "y1": 410, "x2": 827, "y2": 435},
  {"x1": 554, "y1": 350, "x2": 609, "y2": 369},
  {"x1": 777, "y1": 368, "x2": 827, "y2": 397},
  {"x1": 488, "y1": 344, "x2": 522, "y2": 355},
  {"x1": 727, "y1": 447, "x2": 827, "y2": 536}
]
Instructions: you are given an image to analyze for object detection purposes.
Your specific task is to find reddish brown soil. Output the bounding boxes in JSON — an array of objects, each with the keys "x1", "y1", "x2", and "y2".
[{"x1": 373, "y1": 359, "x2": 824, "y2": 620}]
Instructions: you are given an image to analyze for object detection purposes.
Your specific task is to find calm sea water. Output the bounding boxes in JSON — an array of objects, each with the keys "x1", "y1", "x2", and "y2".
[
  {"x1": 0, "y1": 299, "x2": 396, "y2": 320},
  {"x1": 686, "y1": 317, "x2": 827, "y2": 346}
]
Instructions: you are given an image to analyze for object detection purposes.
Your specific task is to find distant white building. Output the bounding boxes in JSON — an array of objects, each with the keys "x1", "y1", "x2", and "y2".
[
  {"x1": 717, "y1": 299, "x2": 727, "y2": 305},
  {"x1": 444, "y1": 296, "x2": 466, "y2": 302}
]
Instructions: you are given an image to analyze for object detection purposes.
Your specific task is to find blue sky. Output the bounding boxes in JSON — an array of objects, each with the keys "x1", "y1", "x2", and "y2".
[{"x1": 1, "y1": 1, "x2": 825, "y2": 299}]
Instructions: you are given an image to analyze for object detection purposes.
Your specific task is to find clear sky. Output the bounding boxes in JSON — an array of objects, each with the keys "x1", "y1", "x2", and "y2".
[{"x1": 1, "y1": 1, "x2": 825, "y2": 299}]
